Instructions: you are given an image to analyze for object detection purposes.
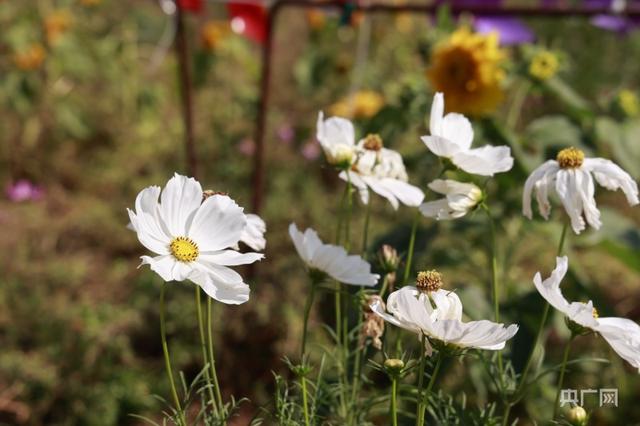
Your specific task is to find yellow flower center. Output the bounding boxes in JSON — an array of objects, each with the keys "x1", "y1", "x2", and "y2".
[
  {"x1": 416, "y1": 270, "x2": 443, "y2": 292},
  {"x1": 556, "y1": 147, "x2": 585, "y2": 169},
  {"x1": 202, "y1": 189, "x2": 228, "y2": 201},
  {"x1": 363, "y1": 134, "x2": 383, "y2": 151},
  {"x1": 170, "y1": 237, "x2": 199, "y2": 263},
  {"x1": 592, "y1": 307, "x2": 599, "y2": 319}
]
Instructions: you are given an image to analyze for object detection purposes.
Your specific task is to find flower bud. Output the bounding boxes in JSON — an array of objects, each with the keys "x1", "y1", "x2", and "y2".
[
  {"x1": 567, "y1": 406, "x2": 588, "y2": 426},
  {"x1": 383, "y1": 358, "x2": 405, "y2": 377},
  {"x1": 327, "y1": 144, "x2": 355, "y2": 170},
  {"x1": 378, "y1": 244, "x2": 399, "y2": 273}
]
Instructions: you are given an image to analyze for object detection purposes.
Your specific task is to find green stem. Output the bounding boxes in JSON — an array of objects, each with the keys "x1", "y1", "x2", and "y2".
[
  {"x1": 506, "y1": 79, "x2": 531, "y2": 130},
  {"x1": 195, "y1": 287, "x2": 219, "y2": 415},
  {"x1": 301, "y1": 280, "x2": 317, "y2": 358},
  {"x1": 159, "y1": 284, "x2": 186, "y2": 425},
  {"x1": 391, "y1": 378, "x2": 398, "y2": 426},
  {"x1": 415, "y1": 334, "x2": 427, "y2": 426},
  {"x1": 501, "y1": 404, "x2": 512, "y2": 426},
  {"x1": 207, "y1": 297, "x2": 225, "y2": 418},
  {"x1": 483, "y1": 205, "x2": 504, "y2": 387},
  {"x1": 403, "y1": 210, "x2": 420, "y2": 286},
  {"x1": 302, "y1": 375, "x2": 311, "y2": 426},
  {"x1": 378, "y1": 274, "x2": 390, "y2": 298},
  {"x1": 418, "y1": 352, "x2": 443, "y2": 425},
  {"x1": 553, "y1": 337, "x2": 574, "y2": 420},
  {"x1": 362, "y1": 198, "x2": 372, "y2": 254}
]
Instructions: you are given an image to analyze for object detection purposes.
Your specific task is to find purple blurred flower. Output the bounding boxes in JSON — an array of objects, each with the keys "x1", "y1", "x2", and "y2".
[
  {"x1": 237, "y1": 138, "x2": 256, "y2": 156},
  {"x1": 277, "y1": 124, "x2": 295, "y2": 145},
  {"x1": 474, "y1": 16, "x2": 535, "y2": 45},
  {"x1": 6, "y1": 179, "x2": 44, "y2": 202},
  {"x1": 300, "y1": 140, "x2": 321, "y2": 161},
  {"x1": 585, "y1": 0, "x2": 640, "y2": 33},
  {"x1": 434, "y1": 0, "x2": 535, "y2": 45}
]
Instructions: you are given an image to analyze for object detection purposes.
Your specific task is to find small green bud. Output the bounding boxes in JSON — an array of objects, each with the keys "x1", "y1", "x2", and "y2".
[
  {"x1": 567, "y1": 406, "x2": 588, "y2": 426},
  {"x1": 384, "y1": 358, "x2": 405, "y2": 377}
]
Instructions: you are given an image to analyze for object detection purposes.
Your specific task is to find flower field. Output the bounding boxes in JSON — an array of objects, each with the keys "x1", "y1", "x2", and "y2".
[{"x1": 2, "y1": 1, "x2": 640, "y2": 425}]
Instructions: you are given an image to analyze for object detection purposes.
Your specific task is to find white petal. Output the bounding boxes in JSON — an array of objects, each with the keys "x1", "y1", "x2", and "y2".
[
  {"x1": 364, "y1": 177, "x2": 425, "y2": 209},
  {"x1": 200, "y1": 250, "x2": 264, "y2": 266},
  {"x1": 159, "y1": 174, "x2": 203, "y2": 236},
  {"x1": 421, "y1": 135, "x2": 461, "y2": 158},
  {"x1": 128, "y1": 209, "x2": 170, "y2": 255},
  {"x1": 190, "y1": 269, "x2": 250, "y2": 305},
  {"x1": 430, "y1": 289, "x2": 463, "y2": 321},
  {"x1": 419, "y1": 199, "x2": 456, "y2": 220},
  {"x1": 595, "y1": 317, "x2": 640, "y2": 371},
  {"x1": 429, "y1": 92, "x2": 445, "y2": 136},
  {"x1": 289, "y1": 223, "x2": 323, "y2": 265},
  {"x1": 452, "y1": 145, "x2": 514, "y2": 176},
  {"x1": 312, "y1": 244, "x2": 379, "y2": 286},
  {"x1": 241, "y1": 214, "x2": 267, "y2": 251},
  {"x1": 428, "y1": 179, "x2": 478, "y2": 196},
  {"x1": 317, "y1": 112, "x2": 355, "y2": 149},
  {"x1": 188, "y1": 194, "x2": 246, "y2": 251},
  {"x1": 532, "y1": 256, "x2": 572, "y2": 315},
  {"x1": 140, "y1": 255, "x2": 177, "y2": 282},
  {"x1": 339, "y1": 171, "x2": 370, "y2": 205},
  {"x1": 523, "y1": 160, "x2": 558, "y2": 219},
  {"x1": 555, "y1": 169, "x2": 586, "y2": 234},
  {"x1": 441, "y1": 113, "x2": 474, "y2": 151},
  {"x1": 577, "y1": 169, "x2": 602, "y2": 230},
  {"x1": 583, "y1": 158, "x2": 639, "y2": 206}
]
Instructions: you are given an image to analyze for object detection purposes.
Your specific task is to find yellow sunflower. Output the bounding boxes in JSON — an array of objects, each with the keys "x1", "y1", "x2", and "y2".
[
  {"x1": 427, "y1": 27, "x2": 506, "y2": 116},
  {"x1": 529, "y1": 50, "x2": 560, "y2": 81}
]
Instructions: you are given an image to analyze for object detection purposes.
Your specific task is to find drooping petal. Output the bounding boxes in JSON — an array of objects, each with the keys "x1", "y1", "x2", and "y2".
[
  {"x1": 441, "y1": 112, "x2": 474, "y2": 151},
  {"x1": 159, "y1": 174, "x2": 203, "y2": 236},
  {"x1": 190, "y1": 268, "x2": 250, "y2": 305},
  {"x1": 419, "y1": 199, "x2": 455, "y2": 220},
  {"x1": 577, "y1": 169, "x2": 602, "y2": 230},
  {"x1": 363, "y1": 177, "x2": 425, "y2": 209},
  {"x1": 555, "y1": 169, "x2": 586, "y2": 234},
  {"x1": 583, "y1": 158, "x2": 639, "y2": 206},
  {"x1": 452, "y1": 145, "x2": 514, "y2": 176},
  {"x1": 523, "y1": 160, "x2": 558, "y2": 219},
  {"x1": 188, "y1": 194, "x2": 246, "y2": 251},
  {"x1": 241, "y1": 213, "x2": 267, "y2": 251},
  {"x1": 339, "y1": 171, "x2": 370, "y2": 205},
  {"x1": 595, "y1": 317, "x2": 640, "y2": 372},
  {"x1": 140, "y1": 255, "x2": 178, "y2": 282},
  {"x1": 532, "y1": 256, "x2": 572, "y2": 315},
  {"x1": 312, "y1": 244, "x2": 378, "y2": 286}
]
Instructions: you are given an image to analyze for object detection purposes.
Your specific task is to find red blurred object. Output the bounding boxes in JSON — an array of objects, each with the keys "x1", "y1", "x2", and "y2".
[
  {"x1": 178, "y1": 0, "x2": 203, "y2": 13},
  {"x1": 227, "y1": 2, "x2": 268, "y2": 44}
]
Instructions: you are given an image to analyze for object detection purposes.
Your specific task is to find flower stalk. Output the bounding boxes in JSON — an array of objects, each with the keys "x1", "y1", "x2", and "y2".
[
  {"x1": 553, "y1": 335, "x2": 575, "y2": 420},
  {"x1": 159, "y1": 283, "x2": 186, "y2": 426},
  {"x1": 207, "y1": 298, "x2": 225, "y2": 417},
  {"x1": 195, "y1": 287, "x2": 219, "y2": 415}
]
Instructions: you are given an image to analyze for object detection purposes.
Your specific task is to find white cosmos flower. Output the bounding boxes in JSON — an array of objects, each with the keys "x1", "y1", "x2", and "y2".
[
  {"x1": 317, "y1": 112, "x2": 424, "y2": 209},
  {"x1": 372, "y1": 278, "x2": 518, "y2": 354},
  {"x1": 523, "y1": 147, "x2": 639, "y2": 234},
  {"x1": 289, "y1": 223, "x2": 379, "y2": 286},
  {"x1": 534, "y1": 256, "x2": 640, "y2": 372},
  {"x1": 421, "y1": 92, "x2": 513, "y2": 176},
  {"x1": 127, "y1": 174, "x2": 264, "y2": 305},
  {"x1": 419, "y1": 179, "x2": 483, "y2": 220}
]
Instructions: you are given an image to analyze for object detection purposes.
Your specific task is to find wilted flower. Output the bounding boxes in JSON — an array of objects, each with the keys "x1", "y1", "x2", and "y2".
[
  {"x1": 361, "y1": 295, "x2": 386, "y2": 350},
  {"x1": 45, "y1": 10, "x2": 72, "y2": 45},
  {"x1": 617, "y1": 89, "x2": 639, "y2": 118},
  {"x1": 13, "y1": 44, "x2": 46, "y2": 71},
  {"x1": 422, "y1": 92, "x2": 514, "y2": 176},
  {"x1": 523, "y1": 147, "x2": 639, "y2": 234},
  {"x1": 372, "y1": 276, "x2": 518, "y2": 355},
  {"x1": 328, "y1": 90, "x2": 385, "y2": 120},
  {"x1": 6, "y1": 180, "x2": 44, "y2": 202},
  {"x1": 419, "y1": 179, "x2": 483, "y2": 220},
  {"x1": 534, "y1": 257, "x2": 640, "y2": 371},
  {"x1": 529, "y1": 49, "x2": 560, "y2": 81},
  {"x1": 317, "y1": 114, "x2": 424, "y2": 209},
  {"x1": 127, "y1": 174, "x2": 264, "y2": 304},
  {"x1": 289, "y1": 223, "x2": 379, "y2": 286},
  {"x1": 201, "y1": 21, "x2": 229, "y2": 51},
  {"x1": 427, "y1": 27, "x2": 506, "y2": 116}
]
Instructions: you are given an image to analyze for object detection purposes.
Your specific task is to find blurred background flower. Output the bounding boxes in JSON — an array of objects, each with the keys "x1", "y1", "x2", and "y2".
[{"x1": 6, "y1": 180, "x2": 44, "y2": 203}]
